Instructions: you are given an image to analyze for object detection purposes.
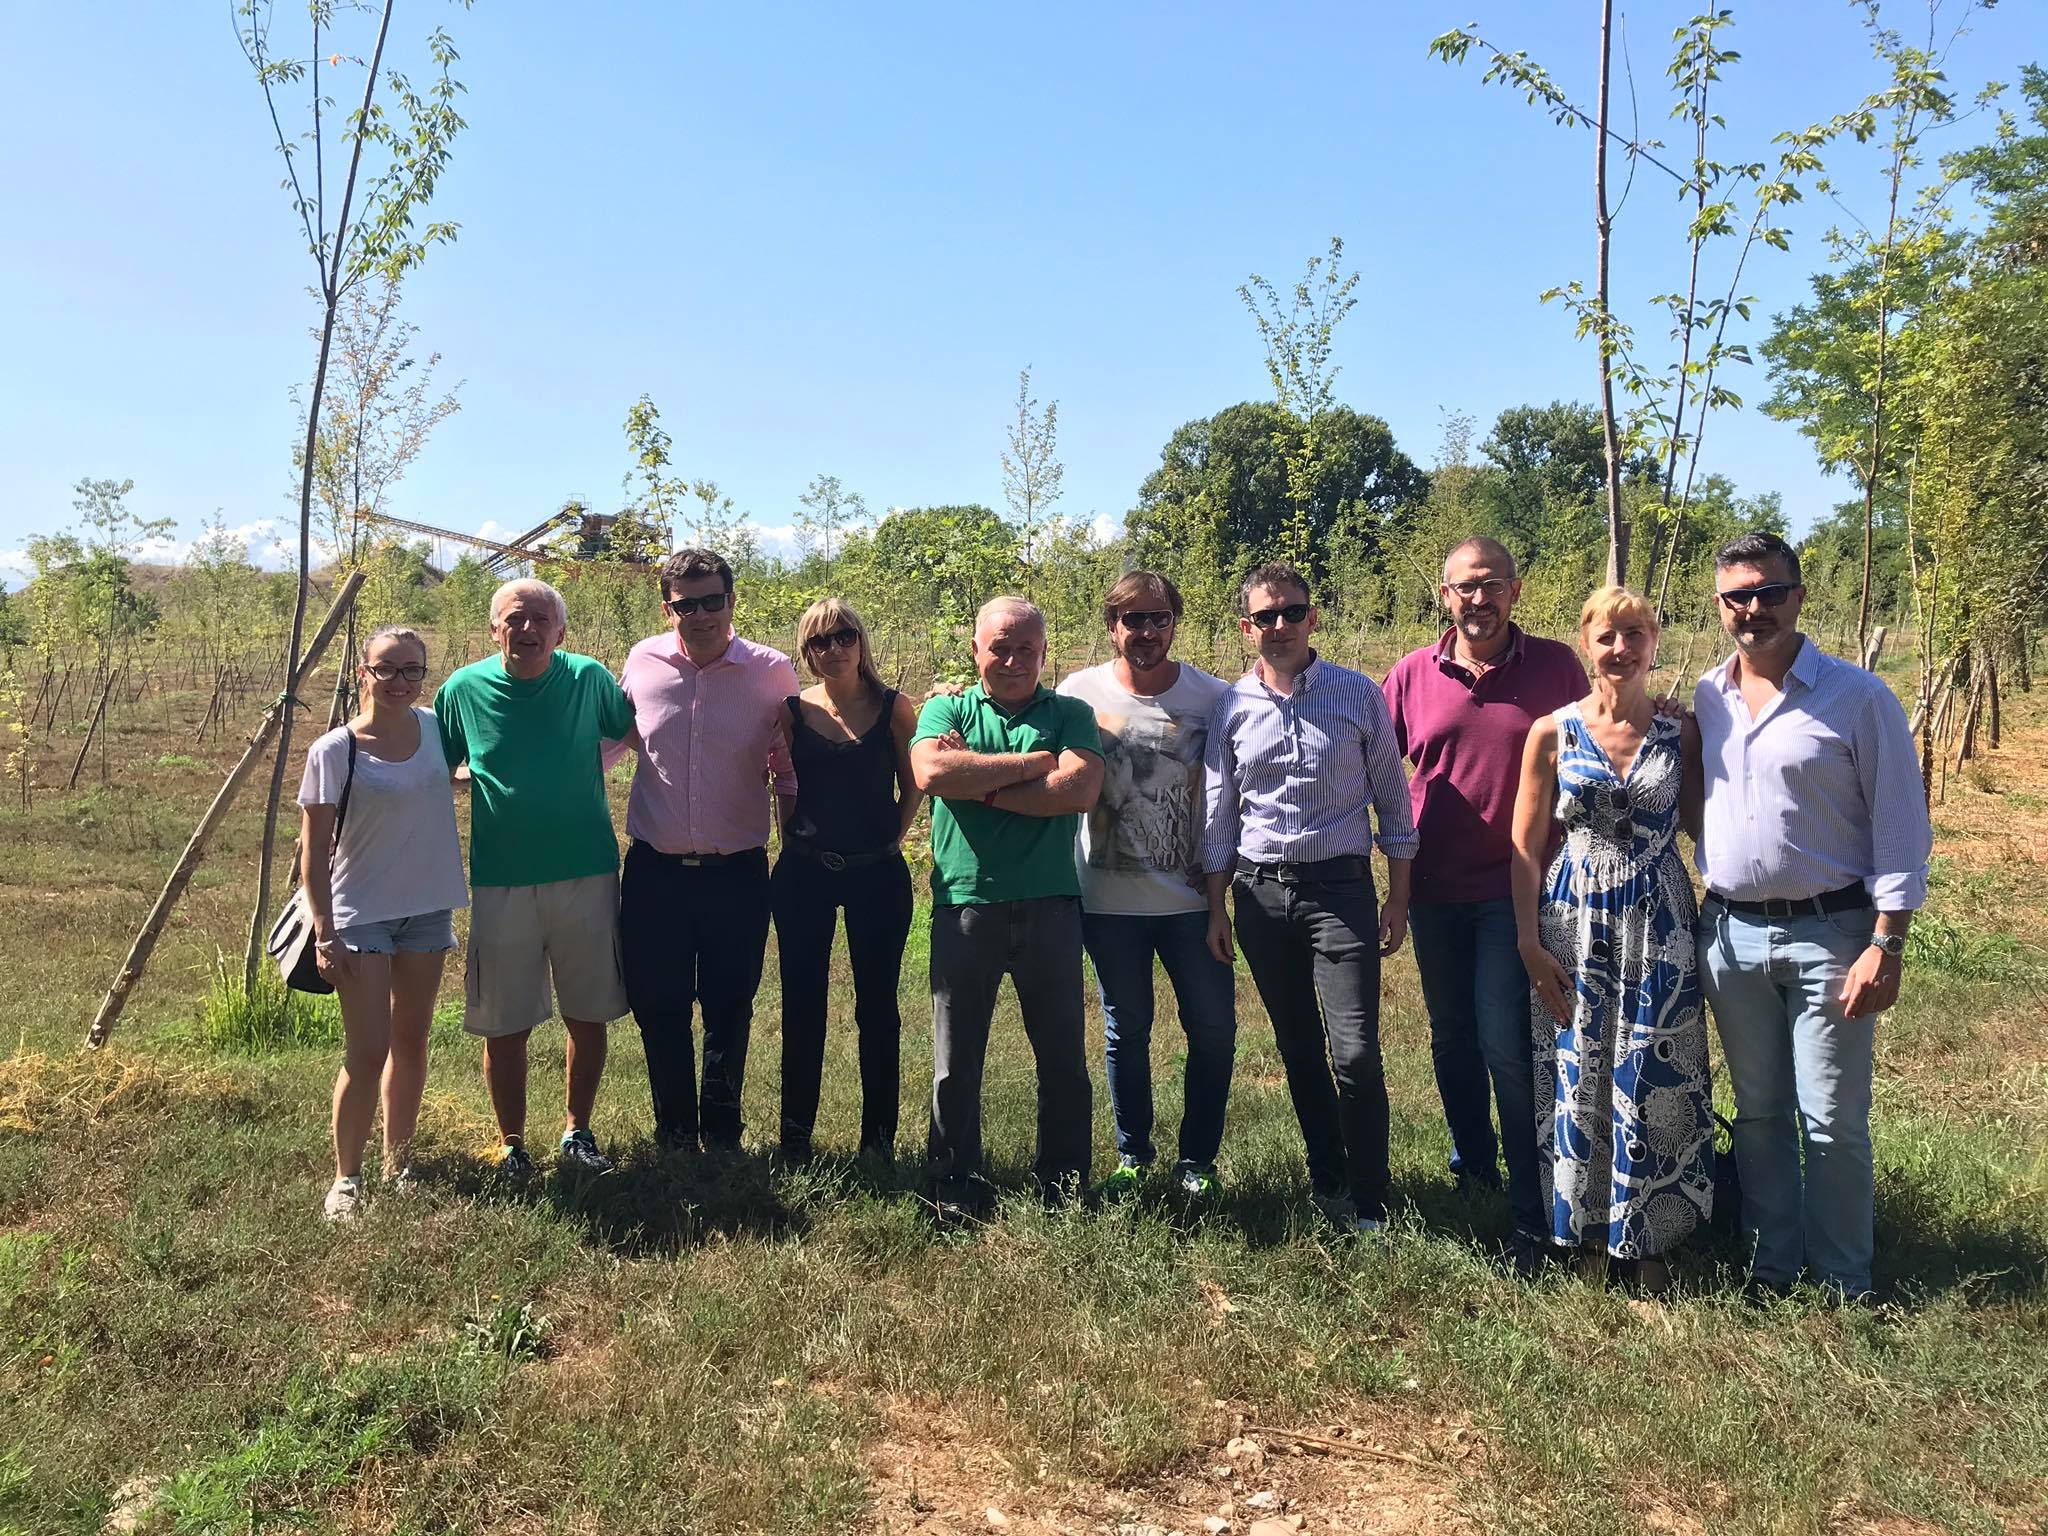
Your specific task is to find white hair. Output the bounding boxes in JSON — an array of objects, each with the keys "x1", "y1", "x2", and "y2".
[
  {"x1": 490, "y1": 578, "x2": 567, "y2": 629},
  {"x1": 973, "y1": 595, "x2": 1045, "y2": 637}
]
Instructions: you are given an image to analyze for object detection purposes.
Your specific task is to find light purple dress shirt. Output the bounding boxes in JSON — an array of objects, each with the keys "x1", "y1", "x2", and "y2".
[
  {"x1": 1201, "y1": 654, "x2": 1419, "y2": 874},
  {"x1": 1692, "y1": 635, "x2": 1931, "y2": 911}
]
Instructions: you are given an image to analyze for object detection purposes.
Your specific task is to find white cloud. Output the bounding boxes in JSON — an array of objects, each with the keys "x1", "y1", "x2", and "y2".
[
  {"x1": 1089, "y1": 513, "x2": 1122, "y2": 545},
  {"x1": 750, "y1": 523, "x2": 800, "y2": 550},
  {"x1": 0, "y1": 549, "x2": 29, "y2": 584}
]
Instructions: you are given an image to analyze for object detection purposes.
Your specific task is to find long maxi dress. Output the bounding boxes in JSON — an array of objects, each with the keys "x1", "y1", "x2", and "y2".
[{"x1": 1533, "y1": 703, "x2": 1714, "y2": 1257}]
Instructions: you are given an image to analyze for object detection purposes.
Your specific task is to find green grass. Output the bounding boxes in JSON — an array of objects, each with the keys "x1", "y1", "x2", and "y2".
[{"x1": 0, "y1": 673, "x2": 2043, "y2": 1533}]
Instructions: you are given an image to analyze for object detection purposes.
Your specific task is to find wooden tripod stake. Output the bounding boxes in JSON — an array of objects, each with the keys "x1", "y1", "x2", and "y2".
[{"x1": 84, "y1": 570, "x2": 365, "y2": 1050}]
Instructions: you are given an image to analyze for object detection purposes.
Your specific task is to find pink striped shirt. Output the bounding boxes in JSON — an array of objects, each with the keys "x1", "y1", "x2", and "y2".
[{"x1": 619, "y1": 632, "x2": 799, "y2": 855}]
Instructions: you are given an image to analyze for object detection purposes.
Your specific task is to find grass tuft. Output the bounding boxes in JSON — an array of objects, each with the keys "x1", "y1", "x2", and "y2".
[{"x1": 193, "y1": 950, "x2": 340, "y2": 1053}]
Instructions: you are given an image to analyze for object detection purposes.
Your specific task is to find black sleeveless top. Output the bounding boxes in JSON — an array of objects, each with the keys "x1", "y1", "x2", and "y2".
[{"x1": 785, "y1": 689, "x2": 901, "y2": 854}]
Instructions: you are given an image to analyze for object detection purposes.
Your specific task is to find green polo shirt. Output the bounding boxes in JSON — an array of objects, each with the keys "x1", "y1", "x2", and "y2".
[
  {"x1": 434, "y1": 650, "x2": 634, "y2": 888},
  {"x1": 913, "y1": 684, "x2": 1103, "y2": 905}
]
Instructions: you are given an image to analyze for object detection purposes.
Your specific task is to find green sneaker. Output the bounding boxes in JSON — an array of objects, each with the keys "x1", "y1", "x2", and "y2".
[
  {"x1": 1174, "y1": 1161, "x2": 1221, "y2": 1200},
  {"x1": 1100, "y1": 1155, "x2": 1148, "y2": 1201}
]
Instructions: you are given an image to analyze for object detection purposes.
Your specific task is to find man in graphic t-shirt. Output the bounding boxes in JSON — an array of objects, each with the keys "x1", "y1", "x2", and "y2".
[
  {"x1": 1058, "y1": 571, "x2": 1235, "y2": 1201},
  {"x1": 435, "y1": 578, "x2": 635, "y2": 1181}
]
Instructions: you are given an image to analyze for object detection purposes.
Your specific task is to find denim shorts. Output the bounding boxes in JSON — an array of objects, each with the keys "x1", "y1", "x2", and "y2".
[{"x1": 335, "y1": 909, "x2": 458, "y2": 955}]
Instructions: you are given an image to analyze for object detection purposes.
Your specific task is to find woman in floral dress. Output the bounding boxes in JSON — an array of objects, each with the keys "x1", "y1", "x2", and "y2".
[{"x1": 1509, "y1": 586, "x2": 1713, "y2": 1290}]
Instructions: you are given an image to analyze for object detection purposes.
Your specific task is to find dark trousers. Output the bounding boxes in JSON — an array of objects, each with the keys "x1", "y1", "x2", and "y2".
[
  {"x1": 769, "y1": 850, "x2": 914, "y2": 1156},
  {"x1": 1232, "y1": 867, "x2": 1390, "y2": 1219},
  {"x1": 928, "y1": 896, "x2": 1092, "y2": 1201},
  {"x1": 619, "y1": 840, "x2": 771, "y2": 1147},
  {"x1": 1410, "y1": 897, "x2": 1545, "y2": 1238}
]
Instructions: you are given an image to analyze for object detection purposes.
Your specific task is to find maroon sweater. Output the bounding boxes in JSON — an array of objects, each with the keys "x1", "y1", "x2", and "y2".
[{"x1": 1383, "y1": 627, "x2": 1588, "y2": 905}]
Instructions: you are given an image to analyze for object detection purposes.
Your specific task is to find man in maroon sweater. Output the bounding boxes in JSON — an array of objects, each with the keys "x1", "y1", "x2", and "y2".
[{"x1": 1383, "y1": 537, "x2": 1587, "y2": 1274}]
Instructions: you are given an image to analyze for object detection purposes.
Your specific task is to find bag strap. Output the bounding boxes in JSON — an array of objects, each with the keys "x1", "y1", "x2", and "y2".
[{"x1": 331, "y1": 729, "x2": 358, "y2": 850}]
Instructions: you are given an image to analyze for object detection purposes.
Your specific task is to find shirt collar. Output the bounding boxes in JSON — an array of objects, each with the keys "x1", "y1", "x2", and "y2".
[
  {"x1": 1432, "y1": 625, "x2": 1526, "y2": 675},
  {"x1": 669, "y1": 630, "x2": 740, "y2": 671},
  {"x1": 1711, "y1": 633, "x2": 1819, "y2": 695}
]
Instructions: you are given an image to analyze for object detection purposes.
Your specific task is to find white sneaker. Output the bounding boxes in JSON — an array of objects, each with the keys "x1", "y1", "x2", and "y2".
[{"x1": 322, "y1": 1175, "x2": 364, "y2": 1223}]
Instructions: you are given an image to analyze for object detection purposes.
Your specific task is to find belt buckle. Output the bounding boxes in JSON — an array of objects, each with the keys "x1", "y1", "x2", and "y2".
[
  {"x1": 818, "y1": 850, "x2": 848, "y2": 872},
  {"x1": 676, "y1": 854, "x2": 704, "y2": 867}
]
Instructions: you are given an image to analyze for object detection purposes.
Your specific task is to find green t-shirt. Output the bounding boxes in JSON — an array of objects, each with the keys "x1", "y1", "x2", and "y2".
[
  {"x1": 912, "y1": 684, "x2": 1103, "y2": 906},
  {"x1": 434, "y1": 650, "x2": 634, "y2": 888}
]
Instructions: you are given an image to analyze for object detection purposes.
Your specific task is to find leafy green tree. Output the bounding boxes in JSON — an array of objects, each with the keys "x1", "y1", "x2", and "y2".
[
  {"x1": 1000, "y1": 368, "x2": 1064, "y2": 593},
  {"x1": 1239, "y1": 237, "x2": 1361, "y2": 568},
  {"x1": 839, "y1": 505, "x2": 1019, "y2": 681},
  {"x1": 1126, "y1": 401, "x2": 1425, "y2": 616},
  {"x1": 236, "y1": 0, "x2": 472, "y2": 988},
  {"x1": 795, "y1": 473, "x2": 868, "y2": 579}
]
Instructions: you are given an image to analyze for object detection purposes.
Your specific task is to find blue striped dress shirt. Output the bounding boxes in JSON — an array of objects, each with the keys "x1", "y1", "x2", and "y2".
[
  {"x1": 1201, "y1": 654, "x2": 1420, "y2": 873},
  {"x1": 1692, "y1": 636, "x2": 1932, "y2": 911}
]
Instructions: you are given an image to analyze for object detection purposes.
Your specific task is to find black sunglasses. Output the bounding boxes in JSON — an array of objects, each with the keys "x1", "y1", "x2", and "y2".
[
  {"x1": 1116, "y1": 609, "x2": 1176, "y2": 632},
  {"x1": 804, "y1": 626, "x2": 860, "y2": 654},
  {"x1": 665, "y1": 590, "x2": 732, "y2": 617},
  {"x1": 1715, "y1": 583, "x2": 1798, "y2": 611},
  {"x1": 1248, "y1": 602, "x2": 1312, "y2": 630}
]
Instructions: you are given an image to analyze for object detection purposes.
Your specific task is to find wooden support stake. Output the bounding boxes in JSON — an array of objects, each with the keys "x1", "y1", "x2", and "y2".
[
  {"x1": 65, "y1": 668, "x2": 120, "y2": 792},
  {"x1": 84, "y1": 571, "x2": 364, "y2": 1050},
  {"x1": 1861, "y1": 625, "x2": 1887, "y2": 671}
]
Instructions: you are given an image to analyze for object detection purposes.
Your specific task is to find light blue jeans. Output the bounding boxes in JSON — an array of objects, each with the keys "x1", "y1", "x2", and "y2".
[{"x1": 1698, "y1": 897, "x2": 1877, "y2": 1295}]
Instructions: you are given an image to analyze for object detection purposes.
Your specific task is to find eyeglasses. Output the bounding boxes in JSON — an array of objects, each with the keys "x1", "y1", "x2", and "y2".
[
  {"x1": 1447, "y1": 578, "x2": 1511, "y2": 601},
  {"x1": 1715, "y1": 583, "x2": 1798, "y2": 611},
  {"x1": 804, "y1": 627, "x2": 860, "y2": 654},
  {"x1": 364, "y1": 663, "x2": 428, "y2": 682},
  {"x1": 665, "y1": 591, "x2": 732, "y2": 617},
  {"x1": 1116, "y1": 609, "x2": 1176, "y2": 632},
  {"x1": 1248, "y1": 602, "x2": 1312, "y2": 630}
]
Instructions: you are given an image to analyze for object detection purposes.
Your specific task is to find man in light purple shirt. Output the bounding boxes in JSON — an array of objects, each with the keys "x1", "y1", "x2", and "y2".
[
  {"x1": 1383, "y1": 536, "x2": 1587, "y2": 1272},
  {"x1": 1693, "y1": 531, "x2": 1931, "y2": 1302},
  {"x1": 1201, "y1": 561, "x2": 1417, "y2": 1232}
]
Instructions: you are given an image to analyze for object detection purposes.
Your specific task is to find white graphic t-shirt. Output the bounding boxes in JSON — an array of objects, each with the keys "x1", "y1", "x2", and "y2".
[{"x1": 1057, "y1": 662, "x2": 1230, "y2": 915}]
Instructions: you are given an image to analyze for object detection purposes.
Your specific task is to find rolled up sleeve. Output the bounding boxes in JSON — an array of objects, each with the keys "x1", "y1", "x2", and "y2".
[{"x1": 1859, "y1": 686, "x2": 1932, "y2": 911}]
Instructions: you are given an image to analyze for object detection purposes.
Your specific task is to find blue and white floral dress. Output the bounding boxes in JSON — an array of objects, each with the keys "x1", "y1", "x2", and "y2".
[{"x1": 1534, "y1": 703, "x2": 1713, "y2": 1257}]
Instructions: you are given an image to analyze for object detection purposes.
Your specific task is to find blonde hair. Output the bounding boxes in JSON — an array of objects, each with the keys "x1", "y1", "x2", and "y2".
[
  {"x1": 795, "y1": 597, "x2": 887, "y2": 693},
  {"x1": 1578, "y1": 584, "x2": 1659, "y2": 639},
  {"x1": 361, "y1": 625, "x2": 427, "y2": 666}
]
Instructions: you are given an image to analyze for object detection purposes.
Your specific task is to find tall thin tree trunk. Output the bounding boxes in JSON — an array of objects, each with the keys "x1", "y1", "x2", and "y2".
[{"x1": 1594, "y1": 0, "x2": 1626, "y2": 586}]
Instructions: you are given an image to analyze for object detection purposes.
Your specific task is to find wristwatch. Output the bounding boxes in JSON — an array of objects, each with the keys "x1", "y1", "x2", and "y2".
[{"x1": 1870, "y1": 932, "x2": 1906, "y2": 958}]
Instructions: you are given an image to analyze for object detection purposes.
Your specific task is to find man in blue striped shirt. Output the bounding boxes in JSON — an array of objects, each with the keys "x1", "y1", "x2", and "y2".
[{"x1": 1201, "y1": 561, "x2": 1419, "y2": 1231}]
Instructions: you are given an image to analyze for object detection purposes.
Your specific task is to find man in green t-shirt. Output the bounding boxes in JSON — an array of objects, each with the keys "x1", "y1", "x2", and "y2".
[
  {"x1": 909, "y1": 596, "x2": 1103, "y2": 1223},
  {"x1": 435, "y1": 578, "x2": 636, "y2": 1181}
]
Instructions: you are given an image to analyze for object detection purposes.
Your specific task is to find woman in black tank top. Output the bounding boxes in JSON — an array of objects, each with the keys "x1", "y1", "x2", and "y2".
[{"x1": 770, "y1": 598, "x2": 924, "y2": 1163}]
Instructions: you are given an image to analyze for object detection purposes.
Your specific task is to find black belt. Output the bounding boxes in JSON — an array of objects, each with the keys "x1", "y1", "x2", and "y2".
[
  {"x1": 1236, "y1": 855, "x2": 1368, "y2": 884},
  {"x1": 782, "y1": 838, "x2": 901, "y2": 872},
  {"x1": 1706, "y1": 881, "x2": 1868, "y2": 920},
  {"x1": 634, "y1": 840, "x2": 764, "y2": 868}
]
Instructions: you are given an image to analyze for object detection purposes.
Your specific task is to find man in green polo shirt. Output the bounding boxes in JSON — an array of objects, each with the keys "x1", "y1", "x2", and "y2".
[
  {"x1": 435, "y1": 578, "x2": 636, "y2": 1182},
  {"x1": 910, "y1": 596, "x2": 1104, "y2": 1223}
]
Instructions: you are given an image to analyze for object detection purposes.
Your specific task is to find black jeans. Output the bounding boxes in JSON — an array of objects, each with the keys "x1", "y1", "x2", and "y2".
[
  {"x1": 928, "y1": 896, "x2": 1092, "y2": 1202},
  {"x1": 769, "y1": 850, "x2": 914, "y2": 1156},
  {"x1": 619, "y1": 841, "x2": 771, "y2": 1147},
  {"x1": 1232, "y1": 867, "x2": 1390, "y2": 1219}
]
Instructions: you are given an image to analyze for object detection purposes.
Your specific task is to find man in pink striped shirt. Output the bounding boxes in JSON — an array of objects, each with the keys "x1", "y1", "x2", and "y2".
[{"x1": 615, "y1": 547, "x2": 799, "y2": 1151}]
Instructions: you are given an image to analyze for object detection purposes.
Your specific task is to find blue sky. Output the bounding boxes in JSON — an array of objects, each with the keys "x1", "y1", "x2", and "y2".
[{"x1": 3, "y1": 0, "x2": 2039, "y2": 582}]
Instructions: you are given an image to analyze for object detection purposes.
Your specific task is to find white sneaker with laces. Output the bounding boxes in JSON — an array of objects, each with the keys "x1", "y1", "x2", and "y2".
[{"x1": 322, "y1": 1175, "x2": 364, "y2": 1223}]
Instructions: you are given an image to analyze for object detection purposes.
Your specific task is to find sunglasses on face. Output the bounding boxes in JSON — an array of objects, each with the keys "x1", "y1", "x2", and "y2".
[
  {"x1": 665, "y1": 591, "x2": 731, "y2": 617},
  {"x1": 1447, "y1": 578, "x2": 1511, "y2": 601},
  {"x1": 1248, "y1": 602, "x2": 1312, "y2": 630},
  {"x1": 364, "y1": 663, "x2": 428, "y2": 683},
  {"x1": 804, "y1": 627, "x2": 860, "y2": 655},
  {"x1": 1715, "y1": 583, "x2": 1798, "y2": 611},
  {"x1": 1117, "y1": 609, "x2": 1175, "y2": 632}
]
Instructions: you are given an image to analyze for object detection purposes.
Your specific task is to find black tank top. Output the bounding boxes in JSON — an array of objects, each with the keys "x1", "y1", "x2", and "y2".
[{"x1": 786, "y1": 689, "x2": 901, "y2": 854}]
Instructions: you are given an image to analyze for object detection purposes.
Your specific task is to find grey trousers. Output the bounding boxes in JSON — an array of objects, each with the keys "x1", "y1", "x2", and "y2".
[{"x1": 928, "y1": 896, "x2": 1092, "y2": 1202}]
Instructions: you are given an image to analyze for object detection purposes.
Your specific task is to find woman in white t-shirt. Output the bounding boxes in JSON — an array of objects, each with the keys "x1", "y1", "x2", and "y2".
[{"x1": 297, "y1": 626, "x2": 469, "y2": 1221}]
